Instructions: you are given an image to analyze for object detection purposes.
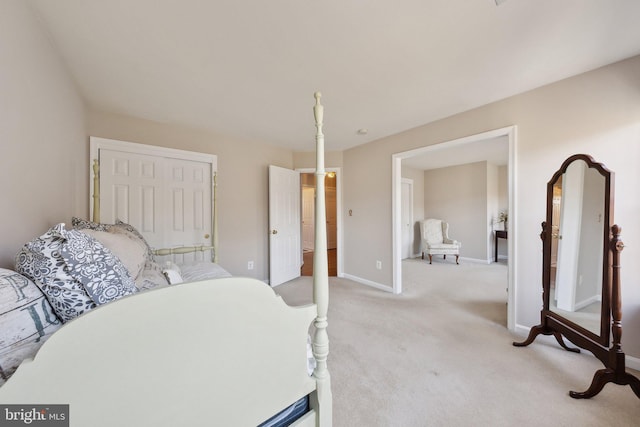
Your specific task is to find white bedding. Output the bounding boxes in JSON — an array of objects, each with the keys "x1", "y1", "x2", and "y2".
[{"x1": 179, "y1": 261, "x2": 232, "y2": 282}]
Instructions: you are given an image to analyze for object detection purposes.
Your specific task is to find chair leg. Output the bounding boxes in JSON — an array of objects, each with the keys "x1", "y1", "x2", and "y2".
[
  {"x1": 455, "y1": 255, "x2": 459, "y2": 265},
  {"x1": 443, "y1": 255, "x2": 446, "y2": 260},
  {"x1": 428, "y1": 254, "x2": 432, "y2": 264},
  {"x1": 422, "y1": 252, "x2": 424, "y2": 260}
]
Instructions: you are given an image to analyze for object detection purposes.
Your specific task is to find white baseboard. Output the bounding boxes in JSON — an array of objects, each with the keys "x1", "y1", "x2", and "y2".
[
  {"x1": 459, "y1": 256, "x2": 492, "y2": 265},
  {"x1": 627, "y1": 355, "x2": 640, "y2": 371},
  {"x1": 514, "y1": 324, "x2": 640, "y2": 371},
  {"x1": 342, "y1": 273, "x2": 393, "y2": 293},
  {"x1": 412, "y1": 255, "x2": 489, "y2": 265},
  {"x1": 513, "y1": 323, "x2": 531, "y2": 338}
]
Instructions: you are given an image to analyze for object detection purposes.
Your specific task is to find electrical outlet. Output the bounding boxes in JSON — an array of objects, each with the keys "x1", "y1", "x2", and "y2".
[
  {"x1": 248, "y1": 261, "x2": 254, "y2": 270},
  {"x1": 376, "y1": 260, "x2": 382, "y2": 270}
]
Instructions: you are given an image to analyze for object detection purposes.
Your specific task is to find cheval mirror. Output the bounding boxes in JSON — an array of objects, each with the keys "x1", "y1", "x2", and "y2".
[{"x1": 514, "y1": 154, "x2": 640, "y2": 399}]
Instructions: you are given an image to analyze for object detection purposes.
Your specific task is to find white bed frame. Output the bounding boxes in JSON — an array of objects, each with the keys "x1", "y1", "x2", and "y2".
[{"x1": 0, "y1": 93, "x2": 332, "y2": 426}]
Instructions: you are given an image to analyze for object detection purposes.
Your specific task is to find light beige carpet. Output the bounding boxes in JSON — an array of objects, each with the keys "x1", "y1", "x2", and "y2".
[{"x1": 275, "y1": 258, "x2": 640, "y2": 426}]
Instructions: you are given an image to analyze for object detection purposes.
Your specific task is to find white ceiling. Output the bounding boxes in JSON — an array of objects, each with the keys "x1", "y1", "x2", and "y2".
[{"x1": 28, "y1": 0, "x2": 640, "y2": 152}]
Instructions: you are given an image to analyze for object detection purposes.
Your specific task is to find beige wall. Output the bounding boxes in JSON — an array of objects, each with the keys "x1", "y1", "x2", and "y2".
[
  {"x1": 87, "y1": 111, "x2": 293, "y2": 279},
  {"x1": 498, "y1": 165, "x2": 508, "y2": 213},
  {"x1": 293, "y1": 151, "x2": 343, "y2": 169},
  {"x1": 0, "y1": 0, "x2": 87, "y2": 268},
  {"x1": 423, "y1": 162, "x2": 489, "y2": 261},
  {"x1": 497, "y1": 165, "x2": 508, "y2": 258},
  {"x1": 343, "y1": 55, "x2": 640, "y2": 357},
  {"x1": 487, "y1": 163, "x2": 499, "y2": 261}
]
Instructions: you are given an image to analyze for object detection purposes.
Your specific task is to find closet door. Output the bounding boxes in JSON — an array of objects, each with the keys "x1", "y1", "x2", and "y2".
[
  {"x1": 98, "y1": 148, "x2": 212, "y2": 257},
  {"x1": 165, "y1": 158, "x2": 212, "y2": 262},
  {"x1": 99, "y1": 149, "x2": 165, "y2": 249}
]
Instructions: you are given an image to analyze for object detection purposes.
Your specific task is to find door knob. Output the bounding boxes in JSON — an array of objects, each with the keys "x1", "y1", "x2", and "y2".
[
  {"x1": 272, "y1": 230, "x2": 278, "y2": 235},
  {"x1": 204, "y1": 234, "x2": 210, "y2": 239}
]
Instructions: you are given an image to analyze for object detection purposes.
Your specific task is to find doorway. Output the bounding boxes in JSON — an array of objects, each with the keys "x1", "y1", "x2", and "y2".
[
  {"x1": 300, "y1": 171, "x2": 339, "y2": 276},
  {"x1": 392, "y1": 126, "x2": 517, "y2": 331}
]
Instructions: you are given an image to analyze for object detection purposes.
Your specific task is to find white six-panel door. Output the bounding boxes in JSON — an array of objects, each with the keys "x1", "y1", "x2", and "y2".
[
  {"x1": 269, "y1": 165, "x2": 301, "y2": 286},
  {"x1": 92, "y1": 138, "x2": 215, "y2": 263},
  {"x1": 164, "y1": 158, "x2": 212, "y2": 263},
  {"x1": 99, "y1": 149, "x2": 165, "y2": 248}
]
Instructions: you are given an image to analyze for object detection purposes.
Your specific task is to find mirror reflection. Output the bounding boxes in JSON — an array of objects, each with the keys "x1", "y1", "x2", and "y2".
[{"x1": 549, "y1": 159, "x2": 606, "y2": 336}]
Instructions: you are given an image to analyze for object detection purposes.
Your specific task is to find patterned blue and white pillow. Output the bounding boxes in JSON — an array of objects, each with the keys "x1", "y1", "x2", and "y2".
[
  {"x1": 15, "y1": 223, "x2": 138, "y2": 323},
  {"x1": 71, "y1": 217, "x2": 110, "y2": 232},
  {"x1": 71, "y1": 218, "x2": 169, "y2": 290},
  {"x1": 15, "y1": 224, "x2": 95, "y2": 323},
  {"x1": 61, "y1": 229, "x2": 138, "y2": 305}
]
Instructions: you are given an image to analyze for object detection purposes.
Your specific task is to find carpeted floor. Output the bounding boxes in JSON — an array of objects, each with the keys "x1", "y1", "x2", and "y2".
[{"x1": 275, "y1": 258, "x2": 640, "y2": 426}]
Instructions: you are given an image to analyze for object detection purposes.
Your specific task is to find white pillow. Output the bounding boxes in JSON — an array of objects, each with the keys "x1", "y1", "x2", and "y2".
[
  {"x1": 162, "y1": 261, "x2": 184, "y2": 285},
  {"x1": 81, "y1": 229, "x2": 147, "y2": 280}
]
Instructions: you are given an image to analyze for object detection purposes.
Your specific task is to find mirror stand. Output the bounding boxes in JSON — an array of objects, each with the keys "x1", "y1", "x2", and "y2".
[
  {"x1": 513, "y1": 154, "x2": 640, "y2": 399},
  {"x1": 573, "y1": 224, "x2": 640, "y2": 399},
  {"x1": 515, "y1": 223, "x2": 640, "y2": 399}
]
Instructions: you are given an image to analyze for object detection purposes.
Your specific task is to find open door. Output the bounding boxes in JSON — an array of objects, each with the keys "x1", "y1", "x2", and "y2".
[{"x1": 269, "y1": 165, "x2": 301, "y2": 286}]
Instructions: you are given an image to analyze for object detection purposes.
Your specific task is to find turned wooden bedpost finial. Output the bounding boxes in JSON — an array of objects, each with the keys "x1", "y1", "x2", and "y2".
[{"x1": 314, "y1": 92, "x2": 323, "y2": 129}]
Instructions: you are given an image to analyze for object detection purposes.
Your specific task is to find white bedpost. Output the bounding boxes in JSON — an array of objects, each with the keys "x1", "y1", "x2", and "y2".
[
  {"x1": 312, "y1": 92, "x2": 332, "y2": 426},
  {"x1": 212, "y1": 171, "x2": 219, "y2": 263}
]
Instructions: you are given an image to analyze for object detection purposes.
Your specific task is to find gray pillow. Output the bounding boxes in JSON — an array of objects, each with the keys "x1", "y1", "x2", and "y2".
[
  {"x1": 80, "y1": 229, "x2": 147, "y2": 280},
  {"x1": 15, "y1": 223, "x2": 138, "y2": 322},
  {"x1": 71, "y1": 217, "x2": 110, "y2": 232},
  {"x1": 61, "y1": 228, "x2": 139, "y2": 305},
  {"x1": 72, "y1": 217, "x2": 156, "y2": 262}
]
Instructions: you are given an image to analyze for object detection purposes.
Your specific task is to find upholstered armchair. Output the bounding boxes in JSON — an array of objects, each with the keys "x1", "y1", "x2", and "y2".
[{"x1": 420, "y1": 219, "x2": 461, "y2": 264}]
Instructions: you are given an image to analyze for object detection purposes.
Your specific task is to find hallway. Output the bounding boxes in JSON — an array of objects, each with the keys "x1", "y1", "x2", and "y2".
[{"x1": 301, "y1": 249, "x2": 337, "y2": 277}]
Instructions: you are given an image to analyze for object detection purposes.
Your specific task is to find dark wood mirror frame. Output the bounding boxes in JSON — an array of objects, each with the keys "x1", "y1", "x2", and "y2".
[{"x1": 513, "y1": 154, "x2": 640, "y2": 399}]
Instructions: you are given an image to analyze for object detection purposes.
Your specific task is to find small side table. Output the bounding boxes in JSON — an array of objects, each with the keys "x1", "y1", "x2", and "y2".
[{"x1": 495, "y1": 230, "x2": 508, "y2": 262}]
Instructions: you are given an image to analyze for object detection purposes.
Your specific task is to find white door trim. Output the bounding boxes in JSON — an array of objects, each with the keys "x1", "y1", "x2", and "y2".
[
  {"x1": 401, "y1": 178, "x2": 414, "y2": 259},
  {"x1": 297, "y1": 167, "x2": 343, "y2": 278},
  {"x1": 391, "y1": 126, "x2": 518, "y2": 332}
]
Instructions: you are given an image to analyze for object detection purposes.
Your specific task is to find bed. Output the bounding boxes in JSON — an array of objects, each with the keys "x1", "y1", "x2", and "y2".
[{"x1": 0, "y1": 92, "x2": 332, "y2": 426}]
